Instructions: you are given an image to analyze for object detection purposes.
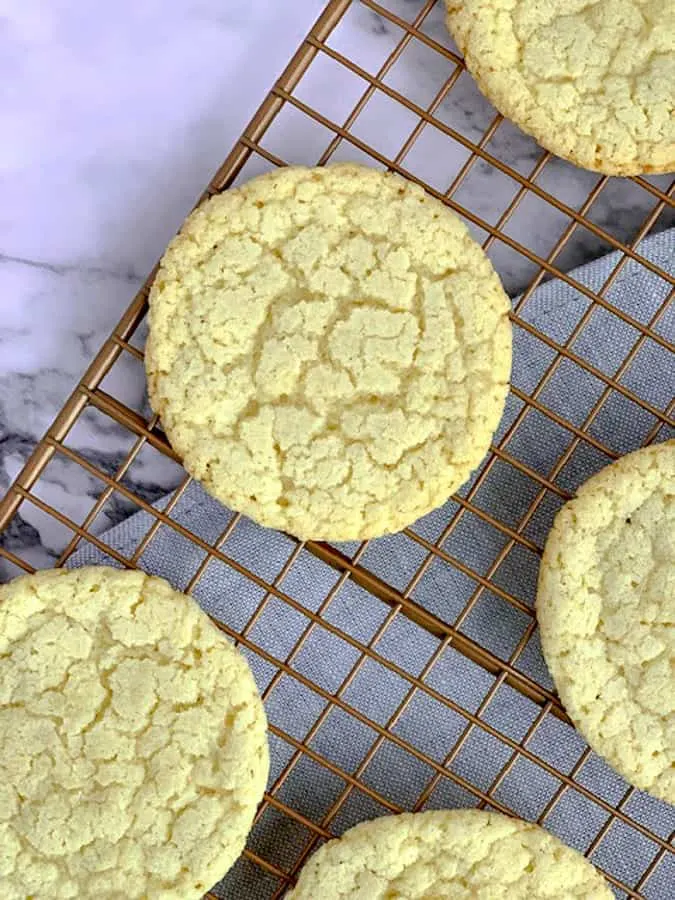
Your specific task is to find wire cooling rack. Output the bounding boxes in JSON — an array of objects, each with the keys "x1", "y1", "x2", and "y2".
[{"x1": 1, "y1": 1, "x2": 673, "y2": 897}]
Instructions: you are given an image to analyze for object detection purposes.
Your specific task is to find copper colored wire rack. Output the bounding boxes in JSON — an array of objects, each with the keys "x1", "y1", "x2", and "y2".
[{"x1": 1, "y1": 1, "x2": 674, "y2": 897}]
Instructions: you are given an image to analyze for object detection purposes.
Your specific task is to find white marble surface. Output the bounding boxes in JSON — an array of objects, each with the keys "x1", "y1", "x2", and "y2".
[{"x1": 0, "y1": 0, "x2": 672, "y2": 572}]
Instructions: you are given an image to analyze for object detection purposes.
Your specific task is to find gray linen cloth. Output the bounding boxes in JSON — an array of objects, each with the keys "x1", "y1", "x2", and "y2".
[{"x1": 70, "y1": 229, "x2": 675, "y2": 898}]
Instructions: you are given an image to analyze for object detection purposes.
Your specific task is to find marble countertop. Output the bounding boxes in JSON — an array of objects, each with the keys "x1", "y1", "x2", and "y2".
[{"x1": 1, "y1": 0, "x2": 671, "y2": 571}]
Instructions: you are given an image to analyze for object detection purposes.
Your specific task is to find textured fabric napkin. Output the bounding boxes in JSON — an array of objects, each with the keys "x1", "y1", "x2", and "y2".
[{"x1": 70, "y1": 229, "x2": 675, "y2": 898}]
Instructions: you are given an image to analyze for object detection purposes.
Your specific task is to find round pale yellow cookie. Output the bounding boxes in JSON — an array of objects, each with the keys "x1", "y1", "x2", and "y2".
[
  {"x1": 146, "y1": 163, "x2": 512, "y2": 541},
  {"x1": 0, "y1": 566, "x2": 269, "y2": 900},
  {"x1": 445, "y1": 0, "x2": 675, "y2": 175},
  {"x1": 537, "y1": 441, "x2": 674, "y2": 803},
  {"x1": 287, "y1": 810, "x2": 612, "y2": 898}
]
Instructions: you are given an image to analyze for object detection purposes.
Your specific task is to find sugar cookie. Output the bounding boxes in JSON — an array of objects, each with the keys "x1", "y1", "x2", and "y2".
[
  {"x1": 538, "y1": 441, "x2": 674, "y2": 802},
  {"x1": 287, "y1": 809, "x2": 612, "y2": 898},
  {"x1": 445, "y1": 1, "x2": 675, "y2": 174},
  {"x1": 0, "y1": 566, "x2": 269, "y2": 899},
  {"x1": 146, "y1": 164, "x2": 511, "y2": 540}
]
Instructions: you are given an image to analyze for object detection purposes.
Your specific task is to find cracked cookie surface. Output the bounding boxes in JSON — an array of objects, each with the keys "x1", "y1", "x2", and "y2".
[
  {"x1": 287, "y1": 810, "x2": 612, "y2": 898},
  {"x1": 445, "y1": 0, "x2": 675, "y2": 174},
  {"x1": 537, "y1": 441, "x2": 674, "y2": 803},
  {"x1": 146, "y1": 164, "x2": 511, "y2": 540},
  {"x1": 0, "y1": 566, "x2": 269, "y2": 899}
]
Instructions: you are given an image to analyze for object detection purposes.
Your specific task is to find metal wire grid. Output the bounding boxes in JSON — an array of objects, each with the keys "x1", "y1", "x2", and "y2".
[{"x1": 0, "y1": 0, "x2": 673, "y2": 896}]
